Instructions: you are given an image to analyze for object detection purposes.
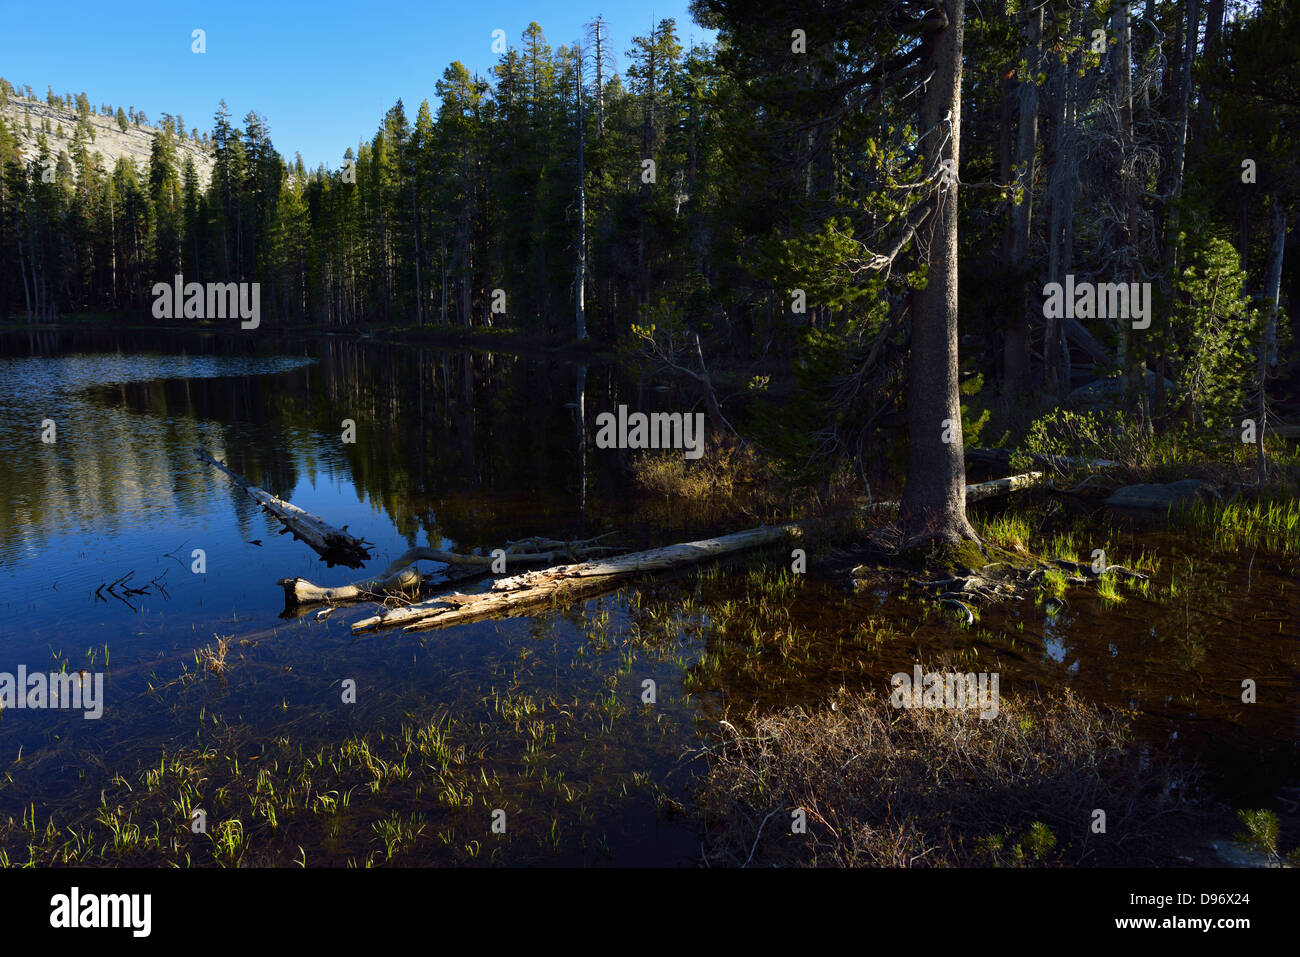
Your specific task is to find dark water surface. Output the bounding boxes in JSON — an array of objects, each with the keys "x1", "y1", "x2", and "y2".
[{"x1": 0, "y1": 326, "x2": 1295, "y2": 865}]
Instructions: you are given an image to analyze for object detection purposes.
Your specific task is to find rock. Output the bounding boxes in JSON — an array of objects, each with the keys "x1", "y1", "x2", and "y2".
[
  {"x1": 1, "y1": 99, "x2": 214, "y2": 188},
  {"x1": 1104, "y1": 479, "x2": 1220, "y2": 512},
  {"x1": 1209, "y1": 840, "x2": 1289, "y2": 868}
]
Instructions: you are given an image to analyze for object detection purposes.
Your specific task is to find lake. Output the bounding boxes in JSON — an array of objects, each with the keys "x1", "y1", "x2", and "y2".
[{"x1": 0, "y1": 326, "x2": 1295, "y2": 865}]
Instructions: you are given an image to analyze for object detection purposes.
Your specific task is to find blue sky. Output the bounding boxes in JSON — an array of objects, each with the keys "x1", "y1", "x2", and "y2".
[{"x1": 1, "y1": 0, "x2": 714, "y2": 170}]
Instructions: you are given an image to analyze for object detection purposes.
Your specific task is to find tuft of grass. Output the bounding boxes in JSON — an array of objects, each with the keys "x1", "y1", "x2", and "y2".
[
  {"x1": 631, "y1": 440, "x2": 761, "y2": 500},
  {"x1": 1095, "y1": 574, "x2": 1124, "y2": 607},
  {"x1": 196, "y1": 635, "x2": 233, "y2": 677},
  {"x1": 691, "y1": 687, "x2": 1199, "y2": 867},
  {"x1": 373, "y1": 812, "x2": 427, "y2": 861},
  {"x1": 1040, "y1": 568, "x2": 1070, "y2": 599},
  {"x1": 976, "y1": 513, "x2": 1032, "y2": 554}
]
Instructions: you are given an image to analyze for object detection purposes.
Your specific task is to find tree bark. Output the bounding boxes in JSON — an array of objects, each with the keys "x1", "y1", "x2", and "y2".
[{"x1": 899, "y1": 0, "x2": 978, "y2": 546}]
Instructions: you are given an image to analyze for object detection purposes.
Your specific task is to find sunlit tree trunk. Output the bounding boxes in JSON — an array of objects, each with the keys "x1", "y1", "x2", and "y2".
[{"x1": 899, "y1": 0, "x2": 978, "y2": 547}]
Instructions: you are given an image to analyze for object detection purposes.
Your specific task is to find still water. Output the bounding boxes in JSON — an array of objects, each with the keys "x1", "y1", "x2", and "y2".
[{"x1": 0, "y1": 326, "x2": 1294, "y2": 865}]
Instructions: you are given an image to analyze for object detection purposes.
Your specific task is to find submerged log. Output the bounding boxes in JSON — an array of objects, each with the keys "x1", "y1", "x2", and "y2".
[
  {"x1": 194, "y1": 447, "x2": 372, "y2": 568},
  {"x1": 352, "y1": 522, "x2": 811, "y2": 634}
]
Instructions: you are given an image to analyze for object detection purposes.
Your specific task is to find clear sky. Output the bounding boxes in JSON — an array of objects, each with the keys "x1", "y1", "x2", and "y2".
[{"x1": 1, "y1": 0, "x2": 714, "y2": 170}]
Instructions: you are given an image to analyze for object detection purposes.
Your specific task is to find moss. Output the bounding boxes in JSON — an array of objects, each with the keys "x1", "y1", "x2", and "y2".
[{"x1": 920, "y1": 539, "x2": 989, "y2": 575}]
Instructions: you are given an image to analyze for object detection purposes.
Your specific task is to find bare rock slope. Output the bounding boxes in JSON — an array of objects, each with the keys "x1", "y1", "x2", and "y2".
[{"x1": 1, "y1": 96, "x2": 214, "y2": 187}]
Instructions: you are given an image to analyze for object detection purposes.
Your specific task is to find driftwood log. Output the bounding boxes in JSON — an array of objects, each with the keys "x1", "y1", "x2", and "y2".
[
  {"x1": 352, "y1": 522, "x2": 811, "y2": 634},
  {"x1": 279, "y1": 535, "x2": 623, "y2": 606},
  {"x1": 194, "y1": 447, "x2": 373, "y2": 568}
]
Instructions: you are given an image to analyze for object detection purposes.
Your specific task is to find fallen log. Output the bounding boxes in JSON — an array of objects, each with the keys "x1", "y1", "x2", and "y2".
[
  {"x1": 964, "y1": 447, "x2": 1118, "y2": 472},
  {"x1": 963, "y1": 472, "x2": 1043, "y2": 503},
  {"x1": 280, "y1": 562, "x2": 424, "y2": 605},
  {"x1": 279, "y1": 535, "x2": 623, "y2": 607},
  {"x1": 352, "y1": 522, "x2": 811, "y2": 634},
  {"x1": 194, "y1": 447, "x2": 372, "y2": 568},
  {"x1": 861, "y1": 472, "x2": 1045, "y2": 514}
]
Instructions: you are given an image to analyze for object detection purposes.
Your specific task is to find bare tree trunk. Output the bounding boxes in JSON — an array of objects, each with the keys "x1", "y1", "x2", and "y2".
[
  {"x1": 592, "y1": 16, "x2": 607, "y2": 136},
  {"x1": 17, "y1": 235, "x2": 32, "y2": 319},
  {"x1": 411, "y1": 176, "x2": 423, "y2": 326},
  {"x1": 440, "y1": 233, "x2": 448, "y2": 325},
  {"x1": 899, "y1": 0, "x2": 978, "y2": 547},
  {"x1": 576, "y1": 46, "x2": 588, "y2": 340},
  {"x1": 1156, "y1": 0, "x2": 1201, "y2": 415},
  {"x1": 1113, "y1": 2, "x2": 1142, "y2": 406},
  {"x1": 1003, "y1": 3, "x2": 1043, "y2": 408},
  {"x1": 1045, "y1": 31, "x2": 1079, "y2": 396},
  {"x1": 1256, "y1": 199, "x2": 1287, "y2": 481}
]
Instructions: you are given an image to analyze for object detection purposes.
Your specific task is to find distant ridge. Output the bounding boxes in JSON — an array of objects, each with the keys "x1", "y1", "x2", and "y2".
[{"x1": 0, "y1": 93, "x2": 214, "y2": 186}]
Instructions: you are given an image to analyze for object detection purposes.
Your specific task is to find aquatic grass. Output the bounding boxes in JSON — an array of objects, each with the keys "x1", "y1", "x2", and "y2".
[
  {"x1": 1041, "y1": 531, "x2": 1080, "y2": 563},
  {"x1": 373, "y1": 811, "x2": 426, "y2": 860},
  {"x1": 1183, "y1": 497, "x2": 1300, "y2": 556},
  {"x1": 213, "y1": 818, "x2": 248, "y2": 864},
  {"x1": 1095, "y1": 574, "x2": 1124, "y2": 607},
  {"x1": 1040, "y1": 568, "x2": 1070, "y2": 599}
]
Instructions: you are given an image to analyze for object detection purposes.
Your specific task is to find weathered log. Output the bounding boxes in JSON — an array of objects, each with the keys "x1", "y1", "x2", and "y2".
[
  {"x1": 862, "y1": 472, "x2": 1045, "y2": 514},
  {"x1": 963, "y1": 472, "x2": 1044, "y2": 503},
  {"x1": 352, "y1": 522, "x2": 811, "y2": 634},
  {"x1": 279, "y1": 535, "x2": 624, "y2": 607},
  {"x1": 194, "y1": 447, "x2": 372, "y2": 568},
  {"x1": 279, "y1": 563, "x2": 424, "y2": 605}
]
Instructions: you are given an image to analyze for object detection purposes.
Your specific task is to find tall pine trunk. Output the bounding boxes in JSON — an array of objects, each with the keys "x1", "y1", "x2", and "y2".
[{"x1": 899, "y1": 0, "x2": 978, "y2": 547}]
